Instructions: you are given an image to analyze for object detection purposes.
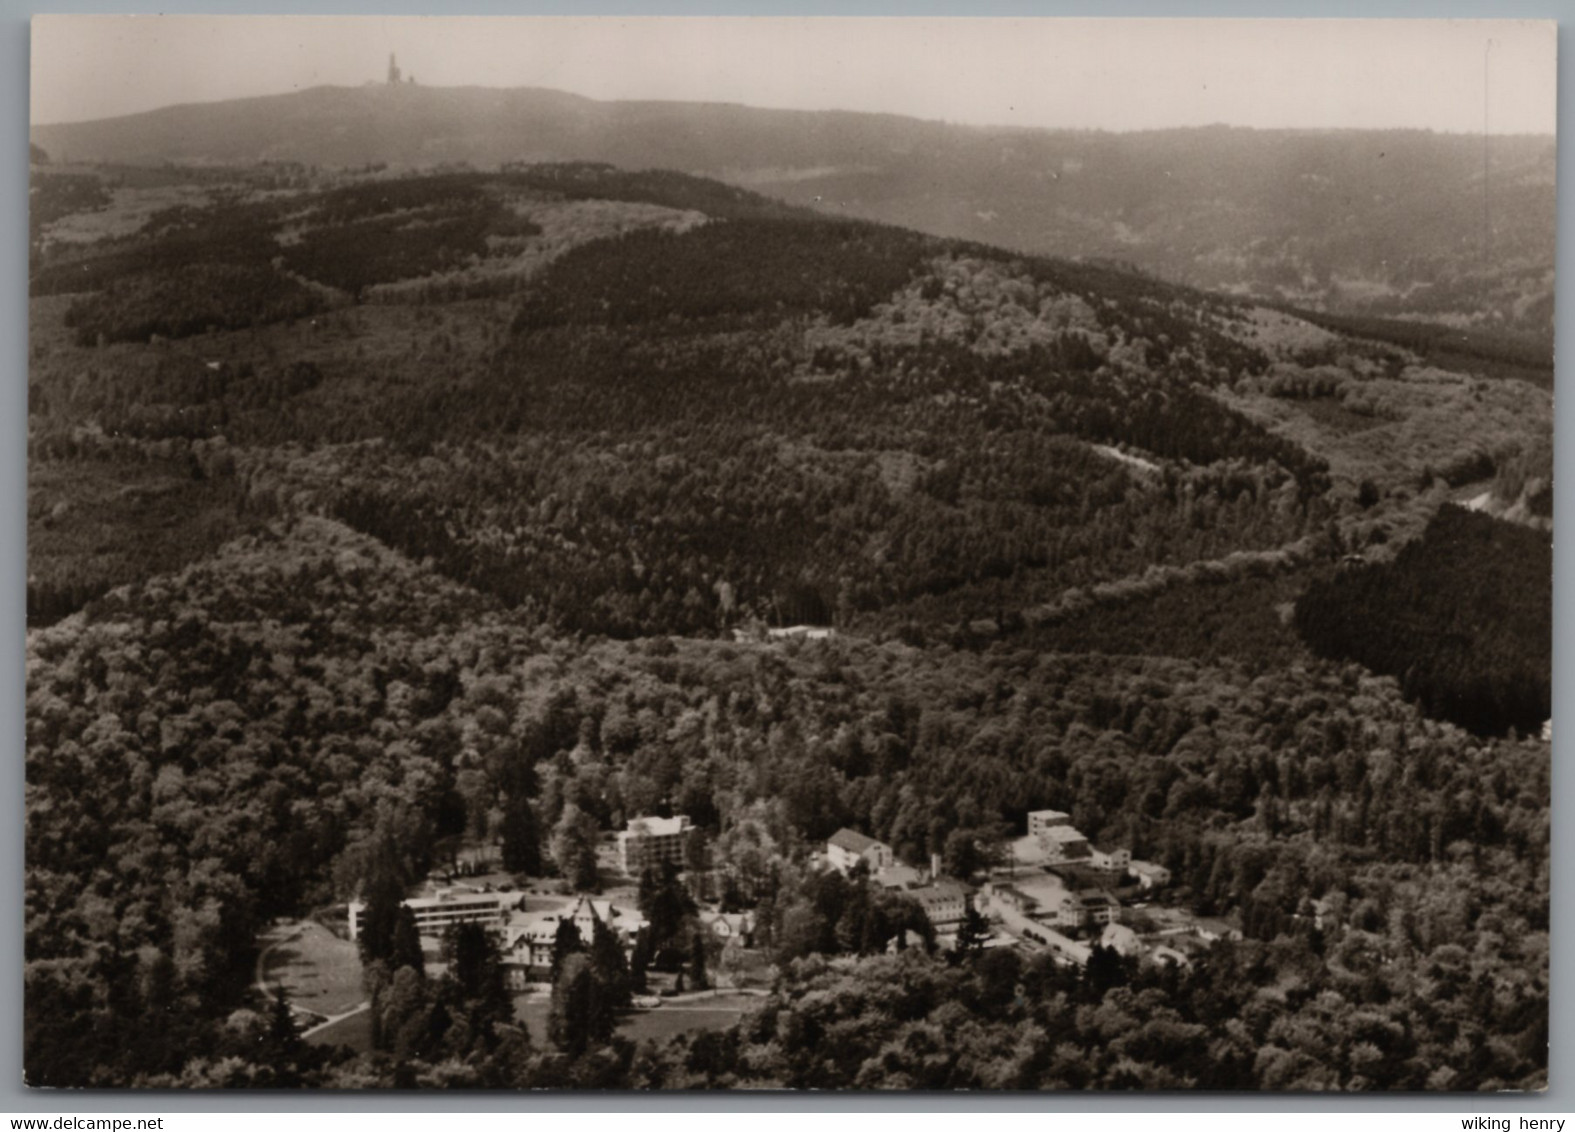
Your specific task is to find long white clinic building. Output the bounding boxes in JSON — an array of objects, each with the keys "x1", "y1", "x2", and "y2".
[{"x1": 347, "y1": 889, "x2": 513, "y2": 941}]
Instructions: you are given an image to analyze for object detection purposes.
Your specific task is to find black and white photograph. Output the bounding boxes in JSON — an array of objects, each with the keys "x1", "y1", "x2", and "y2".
[{"x1": 23, "y1": 15, "x2": 1556, "y2": 1091}]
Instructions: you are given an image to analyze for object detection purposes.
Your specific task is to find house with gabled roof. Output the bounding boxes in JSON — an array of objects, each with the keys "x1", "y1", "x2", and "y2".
[
  {"x1": 499, "y1": 895, "x2": 648, "y2": 989},
  {"x1": 826, "y1": 828, "x2": 894, "y2": 874},
  {"x1": 1090, "y1": 843, "x2": 1131, "y2": 874},
  {"x1": 907, "y1": 878, "x2": 971, "y2": 929}
]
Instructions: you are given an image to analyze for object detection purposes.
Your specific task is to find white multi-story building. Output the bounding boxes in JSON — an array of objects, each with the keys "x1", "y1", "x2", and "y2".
[
  {"x1": 1038, "y1": 824, "x2": 1092, "y2": 862},
  {"x1": 617, "y1": 814, "x2": 692, "y2": 876},
  {"x1": 347, "y1": 889, "x2": 512, "y2": 941},
  {"x1": 1027, "y1": 810, "x2": 1073, "y2": 837},
  {"x1": 1079, "y1": 891, "x2": 1122, "y2": 926}
]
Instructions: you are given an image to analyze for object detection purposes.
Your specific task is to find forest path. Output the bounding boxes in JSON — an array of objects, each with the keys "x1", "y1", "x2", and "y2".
[{"x1": 301, "y1": 1001, "x2": 371, "y2": 1038}]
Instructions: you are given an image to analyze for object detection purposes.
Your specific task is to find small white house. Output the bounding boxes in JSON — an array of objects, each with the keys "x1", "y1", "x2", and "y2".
[
  {"x1": 1091, "y1": 845, "x2": 1132, "y2": 874},
  {"x1": 1130, "y1": 860, "x2": 1172, "y2": 890}
]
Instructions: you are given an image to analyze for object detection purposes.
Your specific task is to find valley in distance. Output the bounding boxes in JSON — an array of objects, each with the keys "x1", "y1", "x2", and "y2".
[{"x1": 25, "y1": 68, "x2": 1553, "y2": 1091}]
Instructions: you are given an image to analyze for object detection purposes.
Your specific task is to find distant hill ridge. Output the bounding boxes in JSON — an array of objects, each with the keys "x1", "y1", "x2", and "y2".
[
  {"x1": 31, "y1": 83, "x2": 961, "y2": 168},
  {"x1": 32, "y1": 83, "x2": 1556, "y2": 334}
]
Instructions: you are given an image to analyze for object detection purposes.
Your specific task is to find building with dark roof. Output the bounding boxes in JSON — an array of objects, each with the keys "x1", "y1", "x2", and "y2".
[
  {"x1": 826, "y1": 827, "x2": 894, "y2": 873},
  {"x1": 908, "y1": 879, "x2": 971, "y2": 928}
]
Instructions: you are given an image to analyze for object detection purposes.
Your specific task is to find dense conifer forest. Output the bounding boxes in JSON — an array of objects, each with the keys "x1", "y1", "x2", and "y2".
[{"x1": 1295, "y1": 506, "x2": 1552, "y2": 737}]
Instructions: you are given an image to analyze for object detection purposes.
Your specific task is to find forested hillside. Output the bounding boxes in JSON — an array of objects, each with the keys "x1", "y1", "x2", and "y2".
[
  {"x1": 24, "y1": 517, "x2": 1550, "y2": 1088},
  {"x1": 25, "y1": 160, "x2": 1551, "y2": 1090},
  {"x1": 1296, "y1": 506, "x2": 1552, "y2": 737}
]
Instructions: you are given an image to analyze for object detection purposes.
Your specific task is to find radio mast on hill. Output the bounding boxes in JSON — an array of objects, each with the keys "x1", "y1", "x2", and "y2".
[{"x1": 387, "y1": 53, "x2": 402, "y2": 84}]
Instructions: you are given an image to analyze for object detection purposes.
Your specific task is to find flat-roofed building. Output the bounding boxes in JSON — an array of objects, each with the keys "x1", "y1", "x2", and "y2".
[
  {"x1": 1039, "y1": 824, "x2": 1092, "y2": 862},
  {"x1": 982, "y1": 871, "x2": 1070, "y2": 917},
  {"x1": 767, "y1": 625, "x2": 835, "y2": 641},
  {"x1": 872, "y1": 863, "x2": 925, "y2": 891},
  {"x1": 618, "y1": 814, "x2": 692, "y2": 876},
  {"x1": 983, "y1": 882, "x2": 1032, "y2": 914},
  {"x1": 1051, "y1": 892, "x2": 1080, "y2": 928},
  {"x1": 1079, "y1": 891, "x2": 1122, "y2": 926},
  {"x1": 1027, "y1": 810, "x2": 1073, "y2": 837},
  {"x1": 347, "y1": 889, "x2": 511, "y2": 941}
]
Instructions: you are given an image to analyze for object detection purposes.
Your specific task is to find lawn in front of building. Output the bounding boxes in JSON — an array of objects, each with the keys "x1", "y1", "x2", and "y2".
[
  {"x1": 263, "y1": 919, "x2": 365, "y2": 1017},
  {"x1": 512, "y1": 988, "x2": 761, "y2": 1048}
]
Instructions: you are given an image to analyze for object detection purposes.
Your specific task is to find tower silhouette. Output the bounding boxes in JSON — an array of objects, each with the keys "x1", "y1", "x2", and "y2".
[{"x1": 387, "y1": 53, "x2": 402, "y2": 84}]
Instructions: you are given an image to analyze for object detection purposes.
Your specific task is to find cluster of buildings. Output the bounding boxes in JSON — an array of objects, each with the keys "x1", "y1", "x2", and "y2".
[
  {"x1": 826, "y1": 829, "x2": 974, "y2": 933},
  {"x1": 1017, "y1": 810, "x2": 1171, "y2": 891},
  {"x1": 349, "y1": 806, "x2": 1204, "y2": 990},
  {"x1": 352, "y1": 881, "x2": 761, "y2": 993},
  {"x1": 823, "y1": 810, "x2": 1190, "y2": 966},
  {"x1": 351, "y1": 812, "x2": 755, "y2": 993},
  {"x1": 348, "y1": 885, "x2": 654, "y2": 992}
]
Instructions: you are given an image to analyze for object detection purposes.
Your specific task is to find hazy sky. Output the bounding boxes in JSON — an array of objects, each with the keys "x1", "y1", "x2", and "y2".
[{"x1": 31, "y1": 16, "x2": 1557, "y2": 134}]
